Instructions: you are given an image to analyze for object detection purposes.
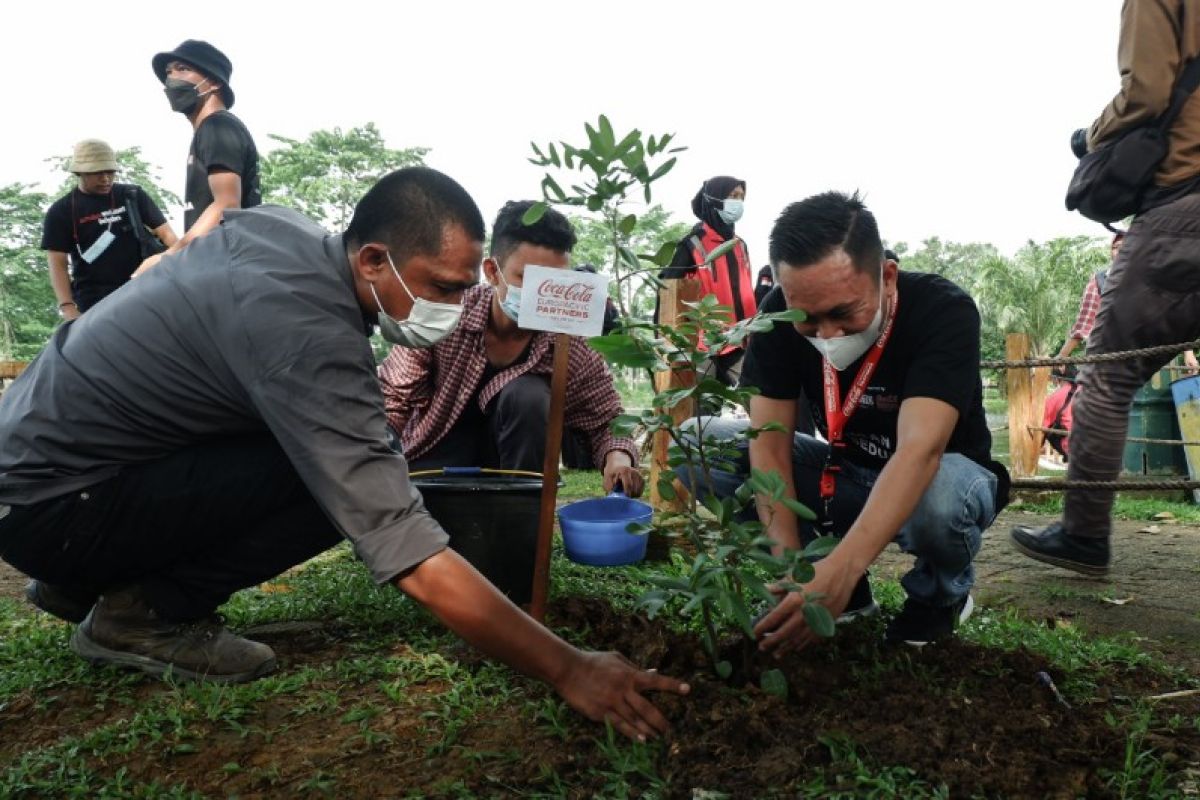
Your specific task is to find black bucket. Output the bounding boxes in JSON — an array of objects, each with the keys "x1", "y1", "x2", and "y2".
[{"x1": 411, "y1": 468, "x2": 547, "y2": 605}]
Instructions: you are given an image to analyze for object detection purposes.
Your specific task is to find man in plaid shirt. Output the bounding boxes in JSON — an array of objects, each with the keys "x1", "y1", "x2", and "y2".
[{"x1": 378, "y1": 200, "x2": 644, "y2": 497}]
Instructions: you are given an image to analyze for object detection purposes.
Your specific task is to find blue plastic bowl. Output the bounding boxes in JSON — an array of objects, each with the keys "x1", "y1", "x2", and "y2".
[{"x1": 558, "y1": 491, "x2": 652, "y2": 567}]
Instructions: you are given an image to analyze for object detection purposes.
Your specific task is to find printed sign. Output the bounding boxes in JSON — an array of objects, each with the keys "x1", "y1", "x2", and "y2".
[{"x1": 518, "y1": 265, "x2": 610, "y2": 337}]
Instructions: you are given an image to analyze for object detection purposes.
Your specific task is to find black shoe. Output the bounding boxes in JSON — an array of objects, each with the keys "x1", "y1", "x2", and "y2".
[
  {"x1": 25, "y1": 580, "x2": 96, "y2": 624},
  {"x1": 884, "y1": 594, "x2": 974, "y2": 647},
  {"x1": 1010, "y1": 522, "x2": 1110, "y2": 576},
  {"x1": 837, "y1": 574, "x2": 879, "y2": 625}
]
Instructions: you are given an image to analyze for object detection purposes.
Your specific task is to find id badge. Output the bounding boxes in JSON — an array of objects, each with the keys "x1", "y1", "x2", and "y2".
[{"x1": 79, "y1": 229, "x2": 116, "y2": 263}]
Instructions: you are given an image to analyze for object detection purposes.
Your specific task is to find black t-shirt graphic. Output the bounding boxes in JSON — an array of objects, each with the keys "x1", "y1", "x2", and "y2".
[
  {"x1": 741, "y1": 272, "x2": 993, "y2": 473},
  {"x1": 185, "y1": 111, "x2": 262, "y2": 231},
  {"x1": 41, "y1": 184, "x2": 168, "y2": 306}
]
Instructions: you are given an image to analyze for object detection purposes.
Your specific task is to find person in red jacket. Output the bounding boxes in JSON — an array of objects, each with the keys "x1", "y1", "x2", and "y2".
[{"x1": 663, "y1": 176, "x2": 757, "y2": 388}]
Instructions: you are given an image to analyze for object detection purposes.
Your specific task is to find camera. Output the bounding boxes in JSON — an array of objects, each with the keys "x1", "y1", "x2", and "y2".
[{"x1": 1070, "y1": 128, "x2": 1089, "y2": 159}]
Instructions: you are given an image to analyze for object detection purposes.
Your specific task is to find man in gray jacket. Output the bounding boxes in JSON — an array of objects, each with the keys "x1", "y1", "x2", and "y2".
[
  {"x1": 0, "y1": 167, "x2": 686, "y2": 741},
  {"x1": 1013, "y1": 0, "x2": 1200, "y2": 574}
]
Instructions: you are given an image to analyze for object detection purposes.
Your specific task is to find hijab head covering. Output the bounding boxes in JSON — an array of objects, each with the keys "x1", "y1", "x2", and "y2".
[{"x1": 691, "y1": 175, "x2": 746, "y2": 239}]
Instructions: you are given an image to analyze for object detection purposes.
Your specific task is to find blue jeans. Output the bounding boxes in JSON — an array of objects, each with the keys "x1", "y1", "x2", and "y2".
[{"x1": 678, "y1": 417, "x2": 998, "y2": 606}]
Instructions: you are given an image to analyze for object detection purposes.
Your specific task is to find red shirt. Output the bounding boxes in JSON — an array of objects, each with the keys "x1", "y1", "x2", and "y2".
[
  {"x1": 1043, "y1": 383, "x2": 1076, "y2": 455},
  {"x1": 378, "y1": 284, "x2": 637, "y2": 467}
]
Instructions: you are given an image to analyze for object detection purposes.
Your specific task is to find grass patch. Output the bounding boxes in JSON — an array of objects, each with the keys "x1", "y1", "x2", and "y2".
[
  {"x1": 4, "y1": 525, "x2": 1198, "y2": 797},
  {"x1": 1015, "y1": 493, "x2": 1200, "y2": 523}
]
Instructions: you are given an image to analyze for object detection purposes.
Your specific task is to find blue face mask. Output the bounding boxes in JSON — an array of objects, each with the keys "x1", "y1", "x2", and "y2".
[
  {"x1": 718, "y1": 198, "x2": 744, "y2": 225},
  {"x1": 496, "y1": 269, "x2": 522, "y2": 323}
]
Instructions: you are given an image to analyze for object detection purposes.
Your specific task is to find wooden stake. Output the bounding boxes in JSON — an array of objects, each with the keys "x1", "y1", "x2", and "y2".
[
  {"x1": 649, "y1": 279, "x2": 701, "y2": 511},
  {"x1": 1006, "y1": 332, "x2": 1040, "y2": 478},
  {"x1": 530, "y1": 332, "x2": 571, "y2": 623}
]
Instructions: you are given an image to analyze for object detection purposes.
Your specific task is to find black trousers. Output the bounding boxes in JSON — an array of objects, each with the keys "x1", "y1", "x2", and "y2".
[
  {"x1": 410, "y1": 374, "x2": 595, "y2": 472},
  {"x1": 0, "y1": 435, "x2": 341, "y2": 622}
]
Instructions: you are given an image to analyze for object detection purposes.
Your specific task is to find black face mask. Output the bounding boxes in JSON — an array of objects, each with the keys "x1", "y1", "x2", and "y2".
[{"x1": 163, "y1": 77, "x2": 207, "y2": 114}]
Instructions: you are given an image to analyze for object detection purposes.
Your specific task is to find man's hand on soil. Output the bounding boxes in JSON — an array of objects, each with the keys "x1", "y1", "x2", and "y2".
[
  {"x1": 754, "y1": 559, "x2": 855, "y2": 656},
  {"x1": 554, "y1": 650, "x2": 689, "y2": 741}
]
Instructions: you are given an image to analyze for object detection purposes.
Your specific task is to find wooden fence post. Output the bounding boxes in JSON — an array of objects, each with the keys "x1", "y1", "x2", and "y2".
[
  {"x1": 649, "y1": 279, "x2": 701, "y2": 511},
  {"x1": 1005, "y1": 332, "x2": 1044, "y2": 478}
]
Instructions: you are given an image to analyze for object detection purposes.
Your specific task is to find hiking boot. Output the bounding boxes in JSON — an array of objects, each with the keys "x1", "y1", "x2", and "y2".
[
  {"x1": 1010, "y1": 522, "x2": 1110, "y2": 577},
  {"x1": 884, "y1": 594, "x2": 974, "y2": 647},
  {"x1": 70, "y1": 587, "x2": 276, "y2": 683},
  {"x1": 837, "y1": 574, "x2": 879, "y2": 625},
  {"x1": 25, "y1": 579, "x2": 96, "y2": 624}
]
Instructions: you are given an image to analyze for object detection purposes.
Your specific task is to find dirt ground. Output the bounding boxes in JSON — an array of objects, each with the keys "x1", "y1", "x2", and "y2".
[{"x1": 4, "y1": 509, "x2": 1200, "y2": 798}]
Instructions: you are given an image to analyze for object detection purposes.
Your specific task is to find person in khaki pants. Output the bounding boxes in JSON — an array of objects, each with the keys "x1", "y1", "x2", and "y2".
[{"x1": 1012, "y1": 0, "x2": 1200, "y2": 575}]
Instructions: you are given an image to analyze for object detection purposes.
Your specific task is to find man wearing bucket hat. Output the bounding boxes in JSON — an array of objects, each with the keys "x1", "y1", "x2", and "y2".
[
  {"x1": 41, "y1": 139, "x2": 178, "y2": 318},
  {"x1": 136, "y1": 39, "x2": 260, "y2": 274},
  {"x1": 0, "y1": 167, "x2": 687, "y2": 740}
]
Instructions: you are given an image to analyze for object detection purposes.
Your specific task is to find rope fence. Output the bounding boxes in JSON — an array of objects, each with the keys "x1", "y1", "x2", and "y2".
[
  {"x1": 990, "y1": 333, "x2": 1200, "y2": 491},
  {"x1": 981, "y1": 338, "x2": 1200, "y2": 370},
  {"x1": 1031, "y1": 425, "x2": 1200, "y2": 448}
]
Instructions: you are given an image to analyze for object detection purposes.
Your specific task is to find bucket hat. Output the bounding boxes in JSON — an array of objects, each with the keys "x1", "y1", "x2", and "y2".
[
  {"x1": 69, "y1": 139, "x2": 117, "y2": 174},
  {"x1": 152, "y1": 39, "x2": 235, "y2": 108}
]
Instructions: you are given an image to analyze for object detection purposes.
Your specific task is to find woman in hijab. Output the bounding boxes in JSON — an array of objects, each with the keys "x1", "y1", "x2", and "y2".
[{"x1": 663, "y1": 175, "x2": 757, "y2": 387}]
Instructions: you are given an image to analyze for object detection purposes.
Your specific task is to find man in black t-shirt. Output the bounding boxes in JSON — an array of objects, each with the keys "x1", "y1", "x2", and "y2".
[
  {"x1": 41, "y1": 139, "x2": 177, "y2": 318},
  {"x1": 687, "y1": 192, "x2": 1005, "y2": 650},
  {"x1": 136, "y1": 40, "x2": 261, "y2": 275}
]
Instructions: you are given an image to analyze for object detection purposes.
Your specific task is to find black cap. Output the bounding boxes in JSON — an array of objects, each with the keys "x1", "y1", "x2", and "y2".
[{"x1": 152, "y1": 40, "x2": 235, "y2": 108}]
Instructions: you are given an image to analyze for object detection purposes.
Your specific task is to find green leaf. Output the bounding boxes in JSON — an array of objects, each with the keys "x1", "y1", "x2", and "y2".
[
  {"x1": 548, "y1": 141, "x2": 561, "y2": 168},
  {"x1": 521, "y1": 202, "x2": 549, "y2": 226},
  {"x1": 587, "y1": 334, "x2": 660, "y2": 370},
  {"x1": 609, "y1": 413, "x2": 640, "y2": 437},
  {"x1": 781, "y1": 497, "x2": 818, "y2": 521},
  {"x1": 764, "y1": 308, "x2": 808, "y2": 323},
  {"x1": 615, "y1": 129, "x2": 641, "y2": 157},
  {"x1": 586, "y1": 196, "x2": 603, "y2": 212},
  {"x1": 598, "y1": 114, "x2": 616, "y2": 149},
  {"x1": 699, "y1": 238, "x2": 737, "y2": 265},
  {"x1": 715, "y1": 660, "x2": 733, "y2": 679},
  {"x1": 617, "y1": 245, "x2": 641, "y2": 272},
  {"x1": 647, "y1": 575, "x2": 692, "y2": 592},
  {"x1": 760, "y1": 668, "x2": 789, "y2": 700},
  {"x1": 702, "y1": 492, "x2": 725, "y2": 522},
  {"x1": 650, "y1": 241, "x2": 677, "y2": 267},
  {"x1": 541, "y1": 175, "x2": 567, "y2": 202},
  {"x1": 803, "y1": 603, "x2": 836, "y2": 638},
  {"x1": 656, "y1": 475, "x2": 677, "y2": 501},
  {"x1": 618, "y1": 213, "x2": 638, "y2": 237},
  {"x1": 730, "y1": 593, "x2": 754, "y2": 637},
  {"x1": 648, "y1": 156, "x2": 677, "y2": 183},
  {"x1": 803, "y1": 535, "x2": 839, "y2": 559}
]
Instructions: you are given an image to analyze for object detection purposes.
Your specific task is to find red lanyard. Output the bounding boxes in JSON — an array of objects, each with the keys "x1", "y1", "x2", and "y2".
[{"x1": 818, "y1": 291, "x2": 898, "y2": 502}]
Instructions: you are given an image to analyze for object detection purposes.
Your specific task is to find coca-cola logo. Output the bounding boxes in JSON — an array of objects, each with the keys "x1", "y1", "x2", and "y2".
[{"x1": 537, "y1": 280, "x2": 594, "y2": 303}]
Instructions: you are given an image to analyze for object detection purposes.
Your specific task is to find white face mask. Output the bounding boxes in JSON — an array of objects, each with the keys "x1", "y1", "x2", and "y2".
[
  {"x1": 803, "y1": 267, "x2": 887, "y2": 371},
  {"x1": 718, "y1": 198, "x2": 744, "y2": 225},
  {"x1": 370, "y1": 251, "x2": 463, "y2": 348},
  {"x1": 495, "y1": 268, "x2": 522, "y2": 323}
]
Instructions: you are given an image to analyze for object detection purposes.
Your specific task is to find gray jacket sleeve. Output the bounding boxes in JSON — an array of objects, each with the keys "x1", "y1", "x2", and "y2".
[{"x1": 249, "y1": 338, "x2": 448, "y2": 584}]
